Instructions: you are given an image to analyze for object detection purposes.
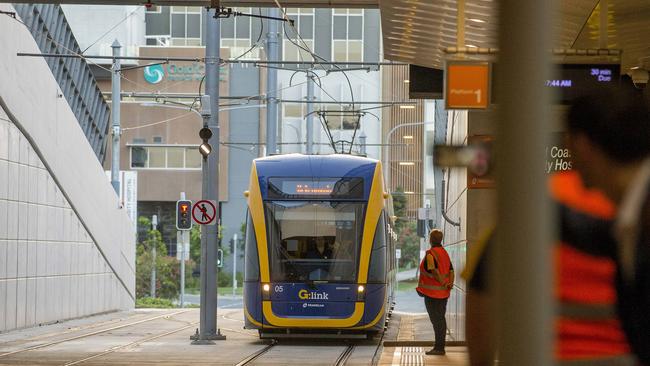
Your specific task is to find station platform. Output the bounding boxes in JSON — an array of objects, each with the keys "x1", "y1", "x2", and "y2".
[{"x1": 0, "y1": 309, "x2": 468, "y2": 366}]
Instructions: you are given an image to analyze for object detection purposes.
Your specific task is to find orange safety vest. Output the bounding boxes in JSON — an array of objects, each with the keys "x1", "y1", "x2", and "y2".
[
  {"x1": 416, "y1": 246, "x2": 452, "y2": 299},
  {"x1": 551, "y1": 171, "x2": 632, "y2": 364}
]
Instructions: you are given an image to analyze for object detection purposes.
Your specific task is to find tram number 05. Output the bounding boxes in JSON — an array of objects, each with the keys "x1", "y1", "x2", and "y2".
[{"x1": 274, "y1": 285, "x2": 284, "y2": 293}]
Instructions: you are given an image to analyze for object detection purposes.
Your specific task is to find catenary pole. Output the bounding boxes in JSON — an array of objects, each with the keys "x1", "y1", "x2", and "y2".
[
  {"x1": 494, "y1": 0, "x2": 552, "y2": 364},
  {"x1": 265, "y1": 8, "x2": 279, "y2": 155},
  {"x1": 232, "y1": 234, "x2": 237, "y2": 296},
  {"x1": 110, "y1": 40, "x2": 121, "y2": 194},
  {"x1": 193, "y1": 7, "x2": 225, "y2": 343},
  {"x1": 306, "y1": 71, "x2": 314, "y2": 154}
]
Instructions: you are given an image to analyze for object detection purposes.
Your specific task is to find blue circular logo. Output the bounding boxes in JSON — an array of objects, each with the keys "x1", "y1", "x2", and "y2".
[{"x1": 144, "y1": 64, "x2": 165, "y2": 84}]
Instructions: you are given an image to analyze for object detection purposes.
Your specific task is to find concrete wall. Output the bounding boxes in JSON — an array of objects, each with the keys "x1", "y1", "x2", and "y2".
[
  {"x1": 0, "y1": 4, "x2": 135, "y2": 332},
  {"x1": 441, "y1": 109, "x2": 469, "y2": 342}
]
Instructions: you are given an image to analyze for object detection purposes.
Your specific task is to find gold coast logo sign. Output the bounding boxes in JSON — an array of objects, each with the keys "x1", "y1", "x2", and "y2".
[{"x1": 298, "y1": 289, "x2": 329, "y2": 300}]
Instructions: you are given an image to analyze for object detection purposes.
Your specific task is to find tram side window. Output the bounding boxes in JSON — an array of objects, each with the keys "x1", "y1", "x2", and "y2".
[
  {"x1": 367, "y1": 212, "x2": 387, "y2": 283},
  {"x1": 244, "y1": 212, "x2": 260, "y2": 281}
]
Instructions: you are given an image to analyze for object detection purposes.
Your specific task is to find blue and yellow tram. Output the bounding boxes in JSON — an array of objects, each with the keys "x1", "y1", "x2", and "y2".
[{"x1": 243, "y1": 154, "x2": 396, "y2": 338}]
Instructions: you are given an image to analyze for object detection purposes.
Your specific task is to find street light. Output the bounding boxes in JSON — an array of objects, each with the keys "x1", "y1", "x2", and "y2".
[{"x1": 383, "y1": 121, "x2": 435, "y2": 192}]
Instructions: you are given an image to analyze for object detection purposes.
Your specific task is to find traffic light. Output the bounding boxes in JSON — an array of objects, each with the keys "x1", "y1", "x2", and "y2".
[
  {"x1": 176, "y1": 200, "x2": 192, "y2": 230},
  {"x1": 217, "y1": 249, "x2": 223, "y2": 268}
]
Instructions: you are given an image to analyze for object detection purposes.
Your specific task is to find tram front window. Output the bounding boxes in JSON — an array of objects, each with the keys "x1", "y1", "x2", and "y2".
[{"x1": 266, "y1": 201, "x2": 364, "y2": 282}]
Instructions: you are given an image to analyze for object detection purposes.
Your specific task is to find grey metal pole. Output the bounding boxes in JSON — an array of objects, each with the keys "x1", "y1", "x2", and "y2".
[
  {"x1": 232, "y1": 234, "x2": 237, "y2": 297},
  {"x1": 151, "y1": 214, "x2": 158, "y2": 298},
  {"x1": 265, "y1": 8, "x2": 279, "y2": 155},
  {"x1": 305, "y1": 72, "x2": 314, "y2": 154},
  {"x1": 110, "y1": 40, "x2": 121, "y2": 194},
  {"x1": 179, "y1": 193, "x2": 186, "y2": 308},
  {"x1": 194, "y1": 7, "x2": 225, "y2": 343},
  {"x1": 359, "y1": 132, "x2": 367, "y2": 156},
  {"x1": 494, "y1": 0, "x2": 552, "y2": 364}
]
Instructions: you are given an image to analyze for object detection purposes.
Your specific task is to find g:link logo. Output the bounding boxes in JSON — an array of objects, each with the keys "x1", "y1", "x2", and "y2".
[{"x1": 298, "y1": 289, "x2": 329, "y2": 300}]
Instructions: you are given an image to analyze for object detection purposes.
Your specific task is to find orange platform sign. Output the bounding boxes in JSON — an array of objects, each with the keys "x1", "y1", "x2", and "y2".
[{"x1": 445, "y1": 62, "x2": 490, "y2": 109}]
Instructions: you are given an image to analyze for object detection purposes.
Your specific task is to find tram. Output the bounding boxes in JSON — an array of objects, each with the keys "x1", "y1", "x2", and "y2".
[{"x1": 242, "y1": 154, "x2": 397, "y2": 339}]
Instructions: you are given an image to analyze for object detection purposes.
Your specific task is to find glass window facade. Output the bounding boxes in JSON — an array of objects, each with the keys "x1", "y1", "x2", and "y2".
[
  {"x1": 220, "y1": 8, "x2": 259, "y2": 59},
  {"x1": 332, "y1": 10, "x2": 364, "y2": 62},
  {"x1": 283, "y1": 8, "x2": 314, "y2": 62},
  {"x1": 324, "y1": 105, "x2": 358, "y2": 130},
  {"x1": 130, "y1": 146, "x2": 202, "y2": 170},
  {"x1": 145, "y1": 6, "x2": 202, "y2": 47}
]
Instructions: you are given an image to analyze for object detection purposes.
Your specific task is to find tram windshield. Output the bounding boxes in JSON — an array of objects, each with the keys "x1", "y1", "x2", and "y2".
[{"x1": 265, "y1": 201, "x2": 365, "y2": 283}]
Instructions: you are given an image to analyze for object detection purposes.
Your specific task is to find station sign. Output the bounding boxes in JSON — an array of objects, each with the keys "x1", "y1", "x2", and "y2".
[{"x1": 445, "y1": 62, "x2": 491, "y2": 109}]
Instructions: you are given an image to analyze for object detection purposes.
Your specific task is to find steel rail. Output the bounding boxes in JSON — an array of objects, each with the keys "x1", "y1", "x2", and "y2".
[
  {"x1": 234, "y1": 340, "x2": 278, "y2": 366},
  {"x1": 0, "y1": 312, "x2": 144, "y2": 347},
  {"x1": 0, "y1": 310, "x2": 191, "y2": 358},
  {"x1": 334, "y1": 344, "x2": 356, "y2": 366}
]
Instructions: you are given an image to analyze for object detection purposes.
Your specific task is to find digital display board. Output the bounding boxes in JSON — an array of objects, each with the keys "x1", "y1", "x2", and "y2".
[
  {"x1": 268, "y1": 177, "x2": 364, "y2": 199},
  {"x1": 490, "y1": 63, "x2": 620, "y2": 105},
  {"x1": 409, "y1": 64, "x2": 444, "y2": 99}
]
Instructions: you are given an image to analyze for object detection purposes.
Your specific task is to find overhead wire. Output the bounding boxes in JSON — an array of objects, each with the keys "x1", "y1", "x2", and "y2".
[
  {"x1": 81, "y1": 5, "x2": 143, "y2": 54},
  {"x1": 193, "y1": 7, "x2": 266, "y2": 110},
  {"x1": 121, "y1": 112, "x2": 195, "y2": 131},
  {"x1": 2, "y1": 10, "x2": 143, "y2": 88},
  {"x1": 275, "y1": 5, "x2": 360, "y2": 150}
]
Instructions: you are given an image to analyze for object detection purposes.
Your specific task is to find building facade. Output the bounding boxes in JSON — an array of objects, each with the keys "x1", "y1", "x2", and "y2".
[{"x1": 63, "y1": 5, "x2": 384, "y2": 277}]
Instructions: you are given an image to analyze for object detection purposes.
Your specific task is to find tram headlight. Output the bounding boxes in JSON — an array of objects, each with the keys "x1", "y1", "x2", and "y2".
[
  {"x1": 357, "y1": 285, "x2": 365, "y2": 301},
  {"x1": 262, "y1": 283, "x2": 271, "y2": 300}
]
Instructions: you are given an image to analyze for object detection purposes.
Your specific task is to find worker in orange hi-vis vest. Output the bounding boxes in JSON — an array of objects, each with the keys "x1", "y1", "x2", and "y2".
[{"x1": 416, "y1": 229, "x2": 454, "y2": 356}]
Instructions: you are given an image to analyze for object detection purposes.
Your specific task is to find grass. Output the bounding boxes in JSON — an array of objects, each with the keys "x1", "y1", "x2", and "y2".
[
  {"x1": 136, "y1": 297, "x2": 176, "y2": 308},
  {"x1": 184, "y1": 287, "x2": 244, "y2": 296},
  {"x1": 397, "y1": 279, "x2": 418, "y2": 292}
]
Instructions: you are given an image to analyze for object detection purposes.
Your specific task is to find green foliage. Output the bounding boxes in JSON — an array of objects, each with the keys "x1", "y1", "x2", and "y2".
[
  {"x1": 391, "y1": 188, "x2": 421, "y2": 269},
  {"x1": 136, "y1": 297, "x2": 175, "y2": 308},
  {"x1": 136, "y1": 215, "x2": 197, "y2": 301},
  {"x1": 188, "y1": 224, "x2": 227, "y2": 268},
  {"x1": 392, "y1": 187, "x2": 408, "y2": 231},
  {"x1": 189, "y1": 225, "x2": 201, "y2": 264},
  {"x1": 398, "y1": 220, "x2": 421, "y2": 269}
]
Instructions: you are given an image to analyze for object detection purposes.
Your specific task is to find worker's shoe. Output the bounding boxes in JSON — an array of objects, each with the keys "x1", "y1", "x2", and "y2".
[{"x1": 425, "y1": 349, "x2": 445, "y2": 356}]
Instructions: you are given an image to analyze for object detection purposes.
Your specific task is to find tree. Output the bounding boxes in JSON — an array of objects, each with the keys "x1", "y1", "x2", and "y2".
[
  {"x1": 136, "y1": 216, "x2": 181, "y2": 299},
  {"x1": 392, "y1": 187, "x2": 408, "y2": 230},
  {"x1": 392, "y1": 187, "x2": 420, "y2": 269}
]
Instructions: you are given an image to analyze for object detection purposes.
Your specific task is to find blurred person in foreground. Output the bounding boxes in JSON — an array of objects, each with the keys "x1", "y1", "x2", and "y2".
[
  {"x1": 464, "y1": 170, "x2": 633, "y2": 366},
  {"x1": 567, "y1": 86, "x2": 650, "y2": 364}
]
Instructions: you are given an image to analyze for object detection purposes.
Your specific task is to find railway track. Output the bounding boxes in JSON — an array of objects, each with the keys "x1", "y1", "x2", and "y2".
[
  {"x1": 235, "y1": 341, "x2": 360, "y2": 366},
  {"x1": 0, "y1": 309, "x2": 191, "y2": 358},
  {"x1": 234, "y1": 340, "x2": 278, "y2": 366},
  {"x1": 62, "y1": 321, "x2": 198, "y2": 366},
  {"x1": 333, "y1": 344, "x2": 355, "y2": 366}
]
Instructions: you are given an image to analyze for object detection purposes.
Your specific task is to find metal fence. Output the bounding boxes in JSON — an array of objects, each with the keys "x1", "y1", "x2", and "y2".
[{"x1": 13, "y1": 4, "x2": 111, "y2": 163}]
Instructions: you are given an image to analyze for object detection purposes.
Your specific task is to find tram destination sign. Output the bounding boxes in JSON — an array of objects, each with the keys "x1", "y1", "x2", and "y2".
[{"x1": 268, "y1": 177, "x2": 364, "y2": 199}]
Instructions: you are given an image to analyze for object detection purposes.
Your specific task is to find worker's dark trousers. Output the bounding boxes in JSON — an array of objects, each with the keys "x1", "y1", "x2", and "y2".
[{"x1": 424, "y1": 296, "x2": 448, "y2": 350}]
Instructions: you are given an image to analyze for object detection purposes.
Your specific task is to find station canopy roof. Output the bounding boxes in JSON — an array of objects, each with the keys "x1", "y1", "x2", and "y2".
[{"x1": 379, "y1": 0, "x2": 650, "y2": 73}]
